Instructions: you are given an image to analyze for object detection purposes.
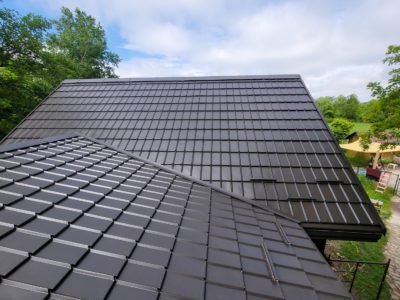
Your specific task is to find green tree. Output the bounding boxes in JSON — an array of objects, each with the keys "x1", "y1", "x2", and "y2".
[
  {"x1": 359, "y1": 99, "x2": 379, "y2": 123},
  {"x1": 315, "y1": 96, "x2": 335, "y2": 121},
  {"x1": 0, "y1": 7, "x2": 120, "y2": 139},
  {"x1": 369, "y1": 45, "x2": 400, "y2": 97},
  {"x1": 333, "y1": 94, "x2": 360, "y2": 121},
  {"x1": 367, "y1": 44, "x2": 400, "y2": 145},
  {"x1": 0, "y1": 8, "x2": 52, "y2": 138},
  {"x1": 0, "y1": 8, "x2": 50, "y2": 67},
  {"x1": 328, "y1": 118, "x2": 354, "y2": 142},
  {"x1": 47, "y1": 7, "x2": 120, "y2": 79},
  {"x1": 316, "y1": 94, "x2": 361, "y2": 122}
]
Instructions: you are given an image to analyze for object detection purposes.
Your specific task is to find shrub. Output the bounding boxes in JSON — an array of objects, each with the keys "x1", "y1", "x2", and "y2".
[
  {"x1": 329, "y1": 118, "x2": 354, "y2": 142},
  {"x1": 345, "y1": 152, "x2": 370, "y2": 167}
]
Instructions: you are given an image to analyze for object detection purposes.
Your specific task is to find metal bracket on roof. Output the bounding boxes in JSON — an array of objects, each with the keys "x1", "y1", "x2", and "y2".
[
  {"x1": 261, "y1": 241, "x2": 279, "y2": 283},
  {"x1": 250, "y1": 178, "x2": 277, "y2": 183},
  {"x1": 276, "y1": 220, "x2": 291, "y2": 245},
  {"x1": 286, "y1": 197, "x2": 317, "y2": 202},
  {"x1": 316, "y1": 179, "x2": 344, "y2": 184}
]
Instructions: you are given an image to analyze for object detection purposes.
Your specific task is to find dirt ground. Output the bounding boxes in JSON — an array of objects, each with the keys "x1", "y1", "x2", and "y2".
[{"x1": 384, "y1": 195, "x2": 400, "y2": 300}]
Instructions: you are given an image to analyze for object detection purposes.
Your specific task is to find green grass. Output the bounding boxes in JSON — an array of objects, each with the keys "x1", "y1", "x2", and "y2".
[
  {"x1": 358, "y1": 175, "x2": 392, "y2": 220},
  {"x1": 351, "y1": 122, "x2": 371, "y2": 133},
  {"x1": 328, "y1": 175, "x2": 393, "y2": 300}
]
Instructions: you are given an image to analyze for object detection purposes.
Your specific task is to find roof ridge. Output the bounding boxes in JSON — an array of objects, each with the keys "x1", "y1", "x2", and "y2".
[{"x1": 62, "y1": 74, "x2": 301, "y2": 84}]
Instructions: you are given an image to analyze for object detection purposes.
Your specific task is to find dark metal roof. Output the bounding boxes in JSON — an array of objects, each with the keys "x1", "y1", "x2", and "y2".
[
  {"x1": 0, "y1": 134, "x2": 351, "y2": 299},
  {"x1": 1, "y1": 75, "x2": 385, "y2": 240}
]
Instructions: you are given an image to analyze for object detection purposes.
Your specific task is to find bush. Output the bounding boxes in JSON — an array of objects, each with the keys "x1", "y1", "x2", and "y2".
[
  {"x1": 329, "y1": 118, "x2": 354, "y2": 142},
  {"x1": 345, "y1": 152, "x2": 370, "y2": 167},
  {"x1": 381, "y1": 158, "x2": 394, "y2": 166}
]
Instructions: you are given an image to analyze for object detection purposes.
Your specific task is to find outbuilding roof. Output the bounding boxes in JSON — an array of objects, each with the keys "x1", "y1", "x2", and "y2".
[
  {"x1": 0, "y1": 134, "x2": 351, "y2": 299},
  {"x1": 1, "y1": 75, "x2": 385, "y2": 240},
  {"x1": 341, "y1": 141, "x2": 400, "y2": 154}
]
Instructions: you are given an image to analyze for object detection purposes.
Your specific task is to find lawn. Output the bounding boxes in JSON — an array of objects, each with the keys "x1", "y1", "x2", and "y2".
[
  {"x1": 351, "y1": 122, "x2": 372, "y2": 133},
  {"x1": 328, "y1": 175, "x2": 393, "y2": 300}
]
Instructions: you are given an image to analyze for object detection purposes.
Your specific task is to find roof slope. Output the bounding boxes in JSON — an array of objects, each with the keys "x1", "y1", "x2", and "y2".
[
  {"x1": 1, "y1": 75, "x2": 385, "y2": 240},
  {"x1": 0, "y1": 134, "x2": 351, "y2": 300}
]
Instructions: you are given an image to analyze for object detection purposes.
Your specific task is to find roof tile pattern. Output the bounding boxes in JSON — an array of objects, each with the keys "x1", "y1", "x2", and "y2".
[
  {"x1": 0, "y1": 135, "x2": 350, "y2": 299},
  {"x1": 2, "y1": 75, "x2": 384, "y2": 239}
]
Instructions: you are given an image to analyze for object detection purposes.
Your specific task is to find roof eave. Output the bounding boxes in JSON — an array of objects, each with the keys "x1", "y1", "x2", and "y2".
[{"x1": 302, "y1": 223, "x2": 386, "y2": 242}]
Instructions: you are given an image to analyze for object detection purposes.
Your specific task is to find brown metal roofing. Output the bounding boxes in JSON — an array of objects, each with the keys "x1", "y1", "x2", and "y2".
[
  {"x1": 0, "y1": 134, "x2": 351, "y2": 299},
  {"x1": 1, "y1": 75, "x2": 385, "y2": 240}
]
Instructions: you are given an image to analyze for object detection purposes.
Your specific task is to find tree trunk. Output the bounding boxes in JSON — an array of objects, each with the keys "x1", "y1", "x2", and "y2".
[{"x1": 373, "y1": 152, "x2": 381, "y2": 169}]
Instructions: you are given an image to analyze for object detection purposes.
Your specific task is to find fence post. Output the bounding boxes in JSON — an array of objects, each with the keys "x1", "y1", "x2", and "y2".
[
  {"x1": 349, "y1": 262, "x2": 359, "y2": 292},
  {"x1": 376, "y1": 259, "x2": 391, "y2": 300},
  {"x1": 395, "y1": 175, "x2": 399, "y2": 195}
]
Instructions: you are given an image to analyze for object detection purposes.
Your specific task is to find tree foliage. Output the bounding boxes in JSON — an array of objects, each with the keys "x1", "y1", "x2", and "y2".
[
  {"x1": 315, "y1": 94, "x2": 360, "y2": 122},
  {"x1": 315, "y1": 97, "x2": 335, "y2": 121},
  {"x1": 0, "y1": 8, "x2": 52, "y2": 138},
  {"x1": 0, "y1": 7, "x2": 120, "y2": 139},
  {"x1": 47, "y1": 7, "x2": 120, "y2": 79},
  {"x1": 359, "y1": 99, "x2": 379, "y2": 123},
  {"x1": 334, "y1": 94, "x2": 360, "y2": 121},
  {"x1": 328, "y1": 118, "x2": 354, "y2": 142},
  {"x1": 366, "y1": 44, "x2": 400, "y2": 146},
  {"x1": 317, "y1": 45, "x2": 400, "y2": 148},
  {"x1": 0, "y1": 8, "x2": 50, "y2": 67}
]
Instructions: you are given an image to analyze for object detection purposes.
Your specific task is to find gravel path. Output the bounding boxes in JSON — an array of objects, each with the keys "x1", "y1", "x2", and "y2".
[{"x1": 384, "y1": 195, "x2": 400, "y2": 300}]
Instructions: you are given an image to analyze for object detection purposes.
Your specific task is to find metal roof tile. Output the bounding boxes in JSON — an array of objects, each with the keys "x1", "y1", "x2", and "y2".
[
  {"x1": 243, "y1": 273, "x2": 284, "y2": 298},
  {"x1": 57, "y1": 227, "x2": 101, "y2": 246},
  {"x1": 0, "y1": 134, "x2": 352, "y2": 299},
  {"x1": 208, "y1": 264, "x2": 245, "y2": 288},
  {"x1": 56, "y1": 271, "x2": 114, "y2": 299},
  {"x1": 0, "y1": 249, "x2": 27, "y2": 276},
  {"x1": 107, "y1": 284, "x2": 158, "y2": 300},
  {"x1": 0, "y1": 231, "x2": 49, "y2": 253},
  {"x1": 0, "y1": 209, "x2": 34, "y2": 226},
  {"x1": 22, "y1": 218, "x2": 67, "y2": 236},
  {"x1": 206, "y1": 283, "x2": 246, "y2": 300},
  {"x1": 0, "y1": 283, "x2": 47, "y2": 300},
  {"x1": 77, "y1": 251, "x2": 125, "y2": 276},
  {"x1": 36, "y1": 241, "x2": 87, "y2": 265},
  {"x1": 9, "y1": 259, "x2": 69, "y2": 289},
  {"x1": 0, "y1": 76, "x2": 384, "y2": 241},
  {"x1": 119, "y1": 261, "x2": 165, "y2": 288}
]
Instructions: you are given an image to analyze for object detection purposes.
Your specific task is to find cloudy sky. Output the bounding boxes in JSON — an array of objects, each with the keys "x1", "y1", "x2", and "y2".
[{"x1": 4, "y1": 0, "x2": 400, "y2": 100}]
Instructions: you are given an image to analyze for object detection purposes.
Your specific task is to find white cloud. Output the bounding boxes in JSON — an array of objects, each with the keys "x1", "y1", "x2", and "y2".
[
  {"x1": 307, "y1": 64, "x2": 390, "y2": 100},
  {"x1": 32, "y1": 0, "x2": 400, "y2": 100},
  {"x1": 117, "y1": 57, "x2": 207, "y2": 78}
]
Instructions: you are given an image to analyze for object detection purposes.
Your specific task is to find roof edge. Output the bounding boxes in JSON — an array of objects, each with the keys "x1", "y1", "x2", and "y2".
[
  {"x1": 62, "y1": 74, "x2": 301, "y2": 84},
  {"x1": 298, "y1": 76, "x2": 386, "y2": 235},
  {"x1": 0, "y1": 81, "x2": 66, "y2": 145},
  {"x1": 303, "y1": 223, "x2": 385, "y2": 241}
]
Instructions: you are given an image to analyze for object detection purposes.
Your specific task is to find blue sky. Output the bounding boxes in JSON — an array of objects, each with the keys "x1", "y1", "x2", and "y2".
[{"x1": 2, "y1": 0, "x2": 400, "y2": 100}]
